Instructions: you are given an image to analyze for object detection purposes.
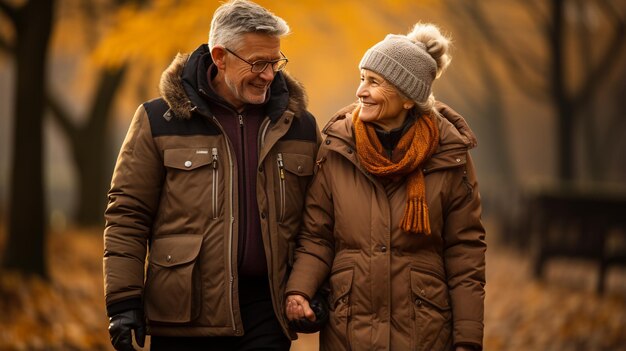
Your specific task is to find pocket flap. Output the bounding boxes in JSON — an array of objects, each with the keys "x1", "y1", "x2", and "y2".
[
  {"x1": 281, "y1": 153, "x2": 314, "y2": 176},
  {"x1": 329, "y1": 268, "x2": 354, "y2": 307},
  {"x1": 164, "y1": 148, "x2": 213, "y2": 171},
  {"x1": 423, "y1": 150, "x2": 466, "y2": 173},
  {"x1": 410, "y1": 269, "x2": 450, "y2": 311},
  {"x1": 150, "y1": 235, "x2": 203, "y2": 267}
]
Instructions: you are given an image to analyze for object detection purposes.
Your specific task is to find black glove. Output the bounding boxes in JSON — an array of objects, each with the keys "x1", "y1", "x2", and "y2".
[
  {"x1": 288, "y1": 292, "x2": 329, "y2": 334},
  {"x1": 108, "y1": 309, "x2": 146, "y2": 351}
]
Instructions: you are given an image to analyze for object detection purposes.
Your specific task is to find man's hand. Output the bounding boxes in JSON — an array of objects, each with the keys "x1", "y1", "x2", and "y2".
[{"x1": 108, "y1": 309, "x2": 146, "y2": 351}]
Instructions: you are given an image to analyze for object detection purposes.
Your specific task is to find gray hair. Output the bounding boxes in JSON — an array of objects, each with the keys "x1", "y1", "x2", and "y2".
[{"x1": 209, "y1": 0, "x2": 290, "y2": 50}]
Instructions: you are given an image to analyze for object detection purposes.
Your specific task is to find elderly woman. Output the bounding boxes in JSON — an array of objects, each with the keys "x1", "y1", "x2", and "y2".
[{"x1": 284, "y1": 23, "x2": 486, "y2": 351}]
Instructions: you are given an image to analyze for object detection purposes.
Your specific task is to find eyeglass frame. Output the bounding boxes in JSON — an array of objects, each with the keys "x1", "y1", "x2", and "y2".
[{"x1": 224, "y1": 47, "x2": 289, "y2": 73}]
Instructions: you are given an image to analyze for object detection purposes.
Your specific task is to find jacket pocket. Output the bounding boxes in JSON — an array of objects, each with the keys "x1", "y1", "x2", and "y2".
[
  {"x1": 164, "y1": 148, "x2": 213, "y2": 171},
  {"x1": 409, "y1": 268, "x2": 452, "y2": 351},
  {"x1": 144, "y1": 234, "x2": 203, "y2": 324},
  {"x1": 327, "y1": 266, "x2": 354, "y2": 349},
  {"x1": 275, "y1": 152, "x2": 314, "y2": 223},
  {"x1": 163, "y1": 148, "x2": 222, "y2": 219}
]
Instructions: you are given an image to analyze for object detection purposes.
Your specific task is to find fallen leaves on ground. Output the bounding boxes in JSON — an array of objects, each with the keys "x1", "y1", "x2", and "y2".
[
  {"x1": 1, "y1": 224, "x2": 625, "y2": 350},
  {"x1": 0, "y1": 228, "x2": 110, "y2": 350}
]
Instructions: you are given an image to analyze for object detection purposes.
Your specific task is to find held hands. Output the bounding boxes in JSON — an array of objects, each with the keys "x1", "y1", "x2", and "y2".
[
  {"x1": 285, "y1": 294, "x2": 316, "y2": 322},
  {"x1": 108, "y1": 309, "x2": 146, "y2": 351},
  {"x1": 285, "y1": 293, "x2": 329, "y2": 333}
]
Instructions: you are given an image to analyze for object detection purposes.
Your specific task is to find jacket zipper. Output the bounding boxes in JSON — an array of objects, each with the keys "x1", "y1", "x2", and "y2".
[
  {"x1": 277, "y1": 152, "x2": 286, "y2": 222},
  {"x1": 212, "y1": 116, "x2": 237, "y2": 333},
  {"x1": 212, "y1": 147, "x2": 219, "y2": 219},
  {"x1": 237, "y1": 113, "x2": 248, "y2": 265}
]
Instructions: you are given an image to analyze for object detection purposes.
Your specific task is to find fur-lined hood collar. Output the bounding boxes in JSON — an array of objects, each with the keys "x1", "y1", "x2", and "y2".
[{"x1": 158, "y1": 44, "x2": 308, "y2": 121}]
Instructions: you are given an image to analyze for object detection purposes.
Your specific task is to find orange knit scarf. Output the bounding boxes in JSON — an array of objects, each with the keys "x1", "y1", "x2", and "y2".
[{"x1": 352, "y1": 106, "x2": 439, "y2": 234}]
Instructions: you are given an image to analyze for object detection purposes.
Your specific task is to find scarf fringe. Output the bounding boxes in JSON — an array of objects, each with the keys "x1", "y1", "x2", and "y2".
[
  {"x1": 352, "y1": 106, "x2": 438, "y2": 236},
  {"x1": 401, "y1": 198, "x2": 431, "y2": 235}
]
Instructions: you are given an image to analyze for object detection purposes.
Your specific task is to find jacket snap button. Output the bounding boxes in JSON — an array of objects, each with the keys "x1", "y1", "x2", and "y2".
[
  {"x1": 297, "y1": 165, "x2": 303, "y2": 173},
  {"x1": 166, "y1": 255, "x2": 172, "y2": 262},
  {"x1": 415, "y1": 299, "x2": 422, "y2": 307},
  {"x1": 347, "y1": 148, "x2": 353, "y2": 154},
  {"x1": 381, "y1": 245, "x2": 387, "y2": 252},
  {"x1": 325, "y1": 140, "x2": 331, "y2": 145},
  {"x1": 184, "y1": 161, "x2": 192, "y2": 168},
  {"x1": 261, "y1": 212, "x2": 266, "y2": 219},
  {"x1": 456, "y1": 158, "x2": 461, "y2": 163}
]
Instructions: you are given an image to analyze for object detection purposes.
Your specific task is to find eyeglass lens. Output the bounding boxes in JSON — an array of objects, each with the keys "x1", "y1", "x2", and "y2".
[{"x1": 251, "y1": 59, "x2": 287, "y2": 73}]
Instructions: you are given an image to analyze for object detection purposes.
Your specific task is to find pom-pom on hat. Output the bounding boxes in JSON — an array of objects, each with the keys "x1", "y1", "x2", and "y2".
[{"x1": 359, "y1": 34, "x2": 437, "y2": 103}]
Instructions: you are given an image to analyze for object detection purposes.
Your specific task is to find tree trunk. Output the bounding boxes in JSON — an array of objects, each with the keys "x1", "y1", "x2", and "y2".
[
  {"x1": 72, "y1": 67, "x2": 127, "y2": 226},
  {"x1": 74, "y1": 128, "x2": 110, "y2": 226},
  {"x1": 4, "y1": 0, "x2": 54, "y2": 277},
  {"x1": 551, "y1": 0, "x2": 575, "y2": 181}
]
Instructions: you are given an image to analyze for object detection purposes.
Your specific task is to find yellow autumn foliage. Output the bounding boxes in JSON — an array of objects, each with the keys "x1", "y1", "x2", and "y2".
[{"x1": 89, "y1": 0, "x2": 441, "y2": 122}]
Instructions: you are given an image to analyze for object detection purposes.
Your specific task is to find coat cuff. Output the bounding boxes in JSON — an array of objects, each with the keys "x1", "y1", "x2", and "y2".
[
  {"x1": 454, "y1": 319, "x2": 484, "y2": 349},
  {"x1": 106, "y1": 297, "x2": 143, "y2": 317},
  {"x1": 285, "y1": 290, "x2": 313, "y2": 301}
]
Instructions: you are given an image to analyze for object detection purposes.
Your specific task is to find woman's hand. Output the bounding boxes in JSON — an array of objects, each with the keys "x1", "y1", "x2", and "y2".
[{"x1": 285, "y1": 294, "x2": 316, "y2": 321}]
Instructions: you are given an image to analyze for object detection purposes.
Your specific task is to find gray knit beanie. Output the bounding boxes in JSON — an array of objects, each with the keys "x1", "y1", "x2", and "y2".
[{"x1": 359, "y1": 34, "x2": 436, "y2": 103}]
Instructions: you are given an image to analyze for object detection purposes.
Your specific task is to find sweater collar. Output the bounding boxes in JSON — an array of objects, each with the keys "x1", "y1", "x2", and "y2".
[{"x1": 374, "y1": 109, "x2": 417, "y2": 158}]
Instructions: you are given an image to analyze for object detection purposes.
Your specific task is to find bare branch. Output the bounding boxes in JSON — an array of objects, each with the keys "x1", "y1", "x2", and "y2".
[
  {"x1": 46, "y1": 91, "x2": 78, "y2": 138},
  {"x1": 573, "y1": 0, "x2": 626, "y2": 109},
  {"x1": 454, "y1": 1, "x2": 549, "y2": 100},
  {"x1": 87, "y1": 66, "x2": 127, "y2": 125}
]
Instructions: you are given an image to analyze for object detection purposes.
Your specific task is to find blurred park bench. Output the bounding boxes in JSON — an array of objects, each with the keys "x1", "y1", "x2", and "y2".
[{"x1": 516, "y1": 183, "x2": 626, "y2": 293}]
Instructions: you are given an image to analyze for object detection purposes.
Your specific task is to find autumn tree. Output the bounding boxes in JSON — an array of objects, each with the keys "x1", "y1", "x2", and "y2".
[
  {"x1": 0, "y1": 0, "x2": 55, "y2": 277},
  {"x1": 47, "y1": 0, "x2": 141, "y2": 226}
]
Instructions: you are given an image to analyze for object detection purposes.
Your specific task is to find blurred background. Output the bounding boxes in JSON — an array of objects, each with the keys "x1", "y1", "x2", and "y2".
[{"x1": 1, "y1": 0, "x2": 626, "y2": 350}]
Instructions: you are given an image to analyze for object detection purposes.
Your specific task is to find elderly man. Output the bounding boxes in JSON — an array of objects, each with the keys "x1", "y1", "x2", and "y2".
[{"x1": 103, "y1": 1, "x2": 320, "y2": 350}]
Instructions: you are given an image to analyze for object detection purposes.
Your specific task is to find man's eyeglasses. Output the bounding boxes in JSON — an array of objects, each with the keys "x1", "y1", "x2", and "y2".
[{"x1": 225, "y1": 48, "x2": 288, "y2": 73}]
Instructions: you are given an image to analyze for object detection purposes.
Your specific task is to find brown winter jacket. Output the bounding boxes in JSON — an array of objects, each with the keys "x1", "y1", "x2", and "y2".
[
  {"x1": 103, "y1": 44, "x2": 320, "y2": 337},
  {"x1": 286, "y1": 103, "x2": 486, "y2": 350}
]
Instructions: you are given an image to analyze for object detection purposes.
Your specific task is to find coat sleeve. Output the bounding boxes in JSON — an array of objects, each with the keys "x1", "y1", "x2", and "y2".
[
  {"x1": 103, "y1": 105, "x2": 164, "y2": 315},
  {"x1": 442, "y1": 154, "x2": 486, "y2": 349},
  {"x1": 285, "y1": 147, "x2": 335, "y2": 300}
]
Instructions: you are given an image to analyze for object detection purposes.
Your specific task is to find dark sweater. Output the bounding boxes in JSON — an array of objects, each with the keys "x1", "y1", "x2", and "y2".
[{"x1": 199, "y1": 55, "x2": 268, "y2": 279}]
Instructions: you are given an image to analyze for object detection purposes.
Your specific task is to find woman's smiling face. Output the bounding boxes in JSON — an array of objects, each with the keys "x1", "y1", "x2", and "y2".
[{"x1": 356, "y1": 69, "x2": 414, "y2": 131}]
